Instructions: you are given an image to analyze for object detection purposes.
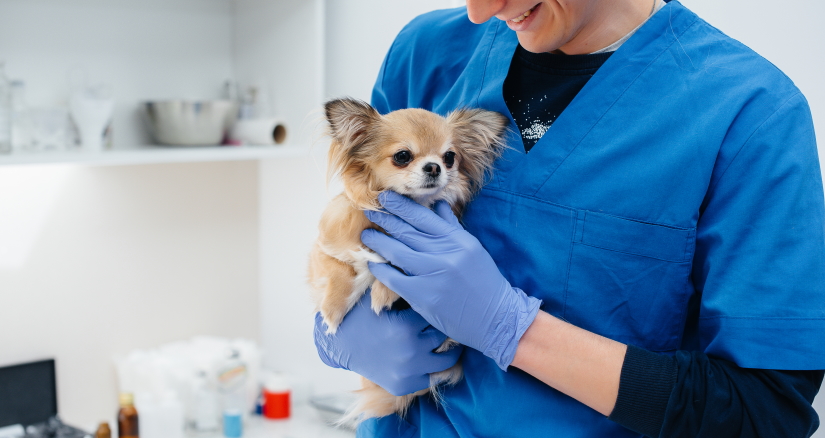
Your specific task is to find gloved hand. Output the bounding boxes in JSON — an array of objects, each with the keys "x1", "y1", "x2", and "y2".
[
  {"x1": 313, "y1": 289, "x2": 464, "y2": 396},
  {"x1": 360, "y1": 191, "x2": 541, "y2": 370}
]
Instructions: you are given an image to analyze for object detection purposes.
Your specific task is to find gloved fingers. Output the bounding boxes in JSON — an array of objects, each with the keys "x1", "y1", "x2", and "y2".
[
  {"x1": 385, "y1": 373, "x2": 431, "y2": 397},
  {"x1": 364, "y1": 210, "x2": 432, "y2": 250},
  {"x1": 420, "y1": 324, "x2": 450, "y2": 350},
  {"x1": 367, "y1": 261, "x2": 421, "y2": 302},
  {"x1": 390, "y1": 306, "x2": 433, "y2": 332},
  {"x1": 361, "y1": 229, "x2": 428, "y2": 272},
  {"x1": 433, "y1": 200, "x2": 462, "y2": 228},
  {"x1": 424, "y1": 343, "x2": 464, "y2": 374},
  {"x1": 378, "y1": 191, "x2": 455, "y2": 236}
]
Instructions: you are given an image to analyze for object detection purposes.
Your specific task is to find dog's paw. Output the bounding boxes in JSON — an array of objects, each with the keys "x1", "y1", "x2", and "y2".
[
  {"x1": 319, "y1": 306, "x2": 347, "y2": 335},
  {"x1": 370, "y1": 280, "x2": 399, "y2": 314}
]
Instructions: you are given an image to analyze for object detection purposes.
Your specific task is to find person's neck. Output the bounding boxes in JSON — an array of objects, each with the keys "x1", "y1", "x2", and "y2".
[{"x1": 555, "y1": 0, "x2": 656, "y2": 55}]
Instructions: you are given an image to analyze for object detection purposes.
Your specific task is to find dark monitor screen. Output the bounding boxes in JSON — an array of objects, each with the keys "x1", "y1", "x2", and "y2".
[{"x1": 0, "y1": 359, "x2": 58, "y2": 427}]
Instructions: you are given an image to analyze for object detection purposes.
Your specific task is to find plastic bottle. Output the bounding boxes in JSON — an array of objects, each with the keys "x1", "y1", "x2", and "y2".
[
  {"x1": 191, "y1": 371, "x2": 220, "y2": 432},
  {"x1": 217, "y1": 349, "x2": 248, "y2": 415},
  {"x1": 0, "y1": 62, "x2": 12, "y2": 154},
  {"x1": 222, "y1": 409, "x2": 243, "y2": 438},
  {"x1": 262, "y1": 373, "x2": 290, "y2": 419},
  {"x1": 117, "y1": 393, "x2": 139, "y2": 438}
]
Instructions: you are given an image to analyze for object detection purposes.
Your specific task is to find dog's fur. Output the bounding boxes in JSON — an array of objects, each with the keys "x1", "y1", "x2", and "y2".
[{"x1": 308, "y1": 97, "x2": 507, "y2": 421}]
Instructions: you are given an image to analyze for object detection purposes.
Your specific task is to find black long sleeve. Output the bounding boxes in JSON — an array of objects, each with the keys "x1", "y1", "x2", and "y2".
[{"x1": 609, "y1": 345, "x2": 824, "y2": 438}]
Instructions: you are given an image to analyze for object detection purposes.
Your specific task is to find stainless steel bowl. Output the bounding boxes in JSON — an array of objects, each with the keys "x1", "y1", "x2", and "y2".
[{"x1": 143, "y1": 100, "x2": 237, "y2": 146}]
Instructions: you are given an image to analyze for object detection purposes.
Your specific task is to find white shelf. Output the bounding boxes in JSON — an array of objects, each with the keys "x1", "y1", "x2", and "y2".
[{"x1": 0, "y1": 145, "x2": 309, "y2": 167}]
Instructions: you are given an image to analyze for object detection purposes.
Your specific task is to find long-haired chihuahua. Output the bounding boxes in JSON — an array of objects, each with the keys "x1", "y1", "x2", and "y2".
[{"x1": 308, "y1": 97, "x2": 507, "y2": 421}]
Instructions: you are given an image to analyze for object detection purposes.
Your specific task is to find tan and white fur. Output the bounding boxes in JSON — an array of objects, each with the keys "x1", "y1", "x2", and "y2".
[{"x1": 308, "y1": 97, "x2": 507, "y2": 422}]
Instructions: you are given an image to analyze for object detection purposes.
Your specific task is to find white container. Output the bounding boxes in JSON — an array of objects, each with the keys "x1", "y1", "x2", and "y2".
[
  {"x1": 0, "y1": 62, "x2": 12, "y2": 154},
  {"x1": 70, "y1": 91, "x2": 114, "y2": 152},
  {"x1": 136, "y1": 392, "x2": 185, "y2": 438},
  {"x1": 192, "y1": 371, "x2": 221, "y2": 432},
  {"x1": 10, "y1": 80, "x2": 30, "y2": 152}
]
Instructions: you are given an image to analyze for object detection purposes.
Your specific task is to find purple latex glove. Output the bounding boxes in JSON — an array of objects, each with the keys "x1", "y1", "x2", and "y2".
[
  {"x1": 313, "y1": 289, "x2": 464, "y2": 396},
  {"x1": 360, "y1": 191, "x2": 541, "y2": 370}
]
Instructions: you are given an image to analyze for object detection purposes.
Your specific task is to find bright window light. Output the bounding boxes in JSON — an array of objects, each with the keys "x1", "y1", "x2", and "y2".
[{"x1": 0, "y1": 164, "x2": 73, "y2": 270}]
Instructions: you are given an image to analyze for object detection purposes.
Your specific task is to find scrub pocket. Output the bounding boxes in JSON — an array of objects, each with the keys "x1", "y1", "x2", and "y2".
[{"x1": 564, "y1": 210, "x2": 695, "y2": 351}]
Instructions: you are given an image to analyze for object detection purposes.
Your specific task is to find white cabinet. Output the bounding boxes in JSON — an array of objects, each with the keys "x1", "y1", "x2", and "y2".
[{"x1": 0, "y1": 0, "x2": 324, "y2": 166}]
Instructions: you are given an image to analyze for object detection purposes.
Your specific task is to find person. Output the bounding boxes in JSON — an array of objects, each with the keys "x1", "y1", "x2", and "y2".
[{"x1": 313, "y1": 0, "x2": 825, "y2": 436}]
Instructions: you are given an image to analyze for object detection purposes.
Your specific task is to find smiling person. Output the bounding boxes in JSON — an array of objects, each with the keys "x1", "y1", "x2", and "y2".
[{"x1": 314, "y1": 0, "x2": 825, "y2": 437}]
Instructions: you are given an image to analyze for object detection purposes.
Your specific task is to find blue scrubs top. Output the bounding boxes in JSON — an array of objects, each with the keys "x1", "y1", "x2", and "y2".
[{"x1": 361, "y1": 2, "x2": 825, "y2": 437}]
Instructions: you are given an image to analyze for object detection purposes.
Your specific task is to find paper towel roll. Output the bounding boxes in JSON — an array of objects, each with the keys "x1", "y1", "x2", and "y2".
[{"x1": 229, "y1": 118, "x2": 287, "y2": 145}]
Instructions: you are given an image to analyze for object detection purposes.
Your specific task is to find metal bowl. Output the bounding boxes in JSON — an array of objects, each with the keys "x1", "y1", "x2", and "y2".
[{"x1": 142, "y1": 100, "x2": 237, "y2": 146}]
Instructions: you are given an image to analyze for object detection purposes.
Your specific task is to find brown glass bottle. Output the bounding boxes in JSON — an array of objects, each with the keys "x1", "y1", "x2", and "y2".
[
  {"x1": 117, "y1": 393, "x2": 139, "y2": 438},
  {"x1": 94, "y1": 422, "x2": 111, "y2": 438}
]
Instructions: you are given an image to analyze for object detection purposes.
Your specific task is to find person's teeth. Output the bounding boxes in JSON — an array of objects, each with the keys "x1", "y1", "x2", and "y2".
[{"x1": 511, "y1": 7, "x2": 534, "y2": 23}]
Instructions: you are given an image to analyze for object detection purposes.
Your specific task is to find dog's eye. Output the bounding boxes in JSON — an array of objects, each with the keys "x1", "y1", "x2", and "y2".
[
  {"x1": 393, "y1": 150, "x2": 413, "y2": 167},
  {"x1": 443, "y1": 151, "x2": 456, "y2": 169}
]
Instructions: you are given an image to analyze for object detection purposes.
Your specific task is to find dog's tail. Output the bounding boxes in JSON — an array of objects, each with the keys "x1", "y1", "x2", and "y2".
[{"x1": 336, "y1": 378, "x2": 424, "y2": 428}]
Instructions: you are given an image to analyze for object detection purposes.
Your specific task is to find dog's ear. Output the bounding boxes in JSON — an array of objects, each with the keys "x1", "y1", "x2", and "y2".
[
  {"x1": 324, "y1": 98, "x2": 381, "y2": 147},
  {"x1": 324, "y1": 98, "x2": 384, "y2": 209},
  {"x1": 447, "y1": 108, "x2": 509, "y2": 190}
]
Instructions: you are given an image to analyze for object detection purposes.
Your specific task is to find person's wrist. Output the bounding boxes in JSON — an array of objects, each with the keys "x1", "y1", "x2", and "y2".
[{"x1": 482, "y1": 285, "x2": 542, "y2": 370}]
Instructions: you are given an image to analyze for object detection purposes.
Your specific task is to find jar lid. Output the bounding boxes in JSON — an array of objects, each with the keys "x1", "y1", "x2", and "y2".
[{"x1": 118, "y1": 392, "x2": 134, "y2": 407}]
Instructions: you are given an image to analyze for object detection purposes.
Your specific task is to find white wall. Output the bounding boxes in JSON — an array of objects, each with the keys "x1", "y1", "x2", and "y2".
[
  {"x1": 0, "y1": 161, "x2": 260, "y2": 429},
  {"x1": 0, "y1": 0, "x2": 235, "y2": 148},
  {"x1": 324, "y1": 0, "x2": 461, "y2": 102},
  {"x1": 232, "y1": 0, "x2": 325, "y2": 147},
  {"x1": 258, "y1": 154, "x2": 360, "y2": 397},
  {"x1": 256, "y1": 0, "x2": 460, "y2": 398}
]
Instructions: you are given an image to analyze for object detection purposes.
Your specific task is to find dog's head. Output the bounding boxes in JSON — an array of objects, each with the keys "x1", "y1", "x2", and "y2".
[{"x1": 324, "y1": 98, "x2": 508, "y2": 212}]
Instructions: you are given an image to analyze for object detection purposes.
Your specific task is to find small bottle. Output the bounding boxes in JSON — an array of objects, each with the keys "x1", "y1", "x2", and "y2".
[
  {"x1": 118, "y1": 393, "x2": 139, "y2": 438},
  {"x1": 217, "y1": 349, "x2": 247, "y2": 414},
  {"x1": 10, "y1": 80, "x2": 30, "y2": 152},
  {"x1": 191, "y1": 372, "x2": 220, "y2": 432},
  {"x1": 0, "y1": 62, "x2": 12, "y2": 154},
  {"x1": 262, "y1": 373, "x2": 290, "y2": 419},
  {"x1": 94, "y1": 422, "x2": 111, "y2": 438}
]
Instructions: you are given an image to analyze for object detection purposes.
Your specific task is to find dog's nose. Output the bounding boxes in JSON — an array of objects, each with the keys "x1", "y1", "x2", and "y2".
[{"x1": 423, "y1": 162, "x2": 441, "y2": 177}]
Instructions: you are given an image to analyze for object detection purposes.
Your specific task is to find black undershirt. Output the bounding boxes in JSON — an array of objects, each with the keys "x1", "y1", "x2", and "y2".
[
  {"x1": 503, "y1": 43, "x2": 824, "y2": 437},
  {"x1": 504, "y1": 45, "x2": 612, "y2": 152}
]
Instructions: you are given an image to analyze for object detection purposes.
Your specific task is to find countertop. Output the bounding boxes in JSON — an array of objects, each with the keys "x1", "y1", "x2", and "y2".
[{"x1": 194, "y1": 403, "x2": 355, "y2": 438}]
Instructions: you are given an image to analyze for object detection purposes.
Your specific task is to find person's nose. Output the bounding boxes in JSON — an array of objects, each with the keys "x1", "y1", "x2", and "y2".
[{"x1": 466, "y1": 0, "x2": 507, "y2": 24}]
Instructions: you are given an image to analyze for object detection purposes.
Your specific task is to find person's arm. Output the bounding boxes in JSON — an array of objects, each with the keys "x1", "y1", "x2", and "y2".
[
  {"x1": 510, "y1": 310, "x2": 626, "y2": 416},
  {"x1": 513, "y1": 312, "x2": 824, "y2": 437},
  {"x1": 611, "y1": 346, "x2": 823, "y2": 438}
]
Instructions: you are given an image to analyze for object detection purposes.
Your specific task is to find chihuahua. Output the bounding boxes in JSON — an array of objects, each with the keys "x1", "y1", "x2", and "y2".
[{"x1": 308, "y1": 97, "x2": 507, "y2": 421}]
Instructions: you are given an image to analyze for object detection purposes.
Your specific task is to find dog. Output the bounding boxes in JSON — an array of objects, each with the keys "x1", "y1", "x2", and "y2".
[{"x1": 308, "y1": 97, "x2": 508, "y2": 421}]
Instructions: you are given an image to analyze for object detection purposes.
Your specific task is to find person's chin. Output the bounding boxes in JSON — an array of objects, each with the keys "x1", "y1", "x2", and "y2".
[{"x1": 516, "y1": 34, "x2": 563, "y2": 54}]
